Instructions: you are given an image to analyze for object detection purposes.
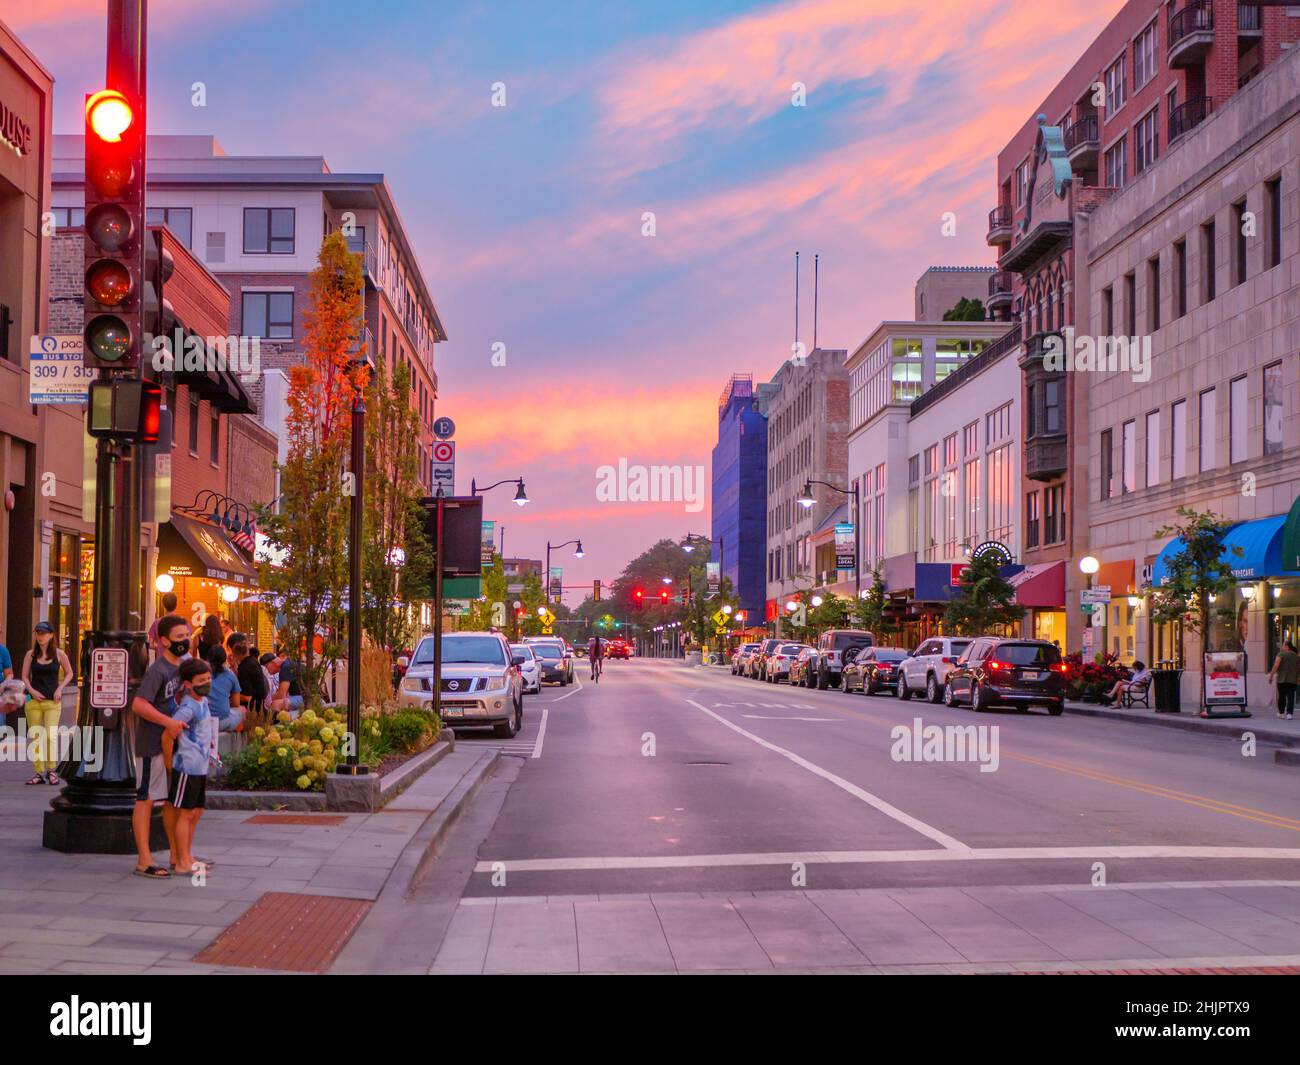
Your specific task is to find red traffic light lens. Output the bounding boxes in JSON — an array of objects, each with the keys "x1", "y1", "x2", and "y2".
[
  {"x1": 85, "y1": 314, "x2": 131, "y2": 362},
  {"x1": 86, "y1": 259, "x2": 132, "y2": 307},
  {"x1": 86, "y1": 203, "x2": 133, "y2": 253},
  {"x1": 86, "y1": 89, "x2": 134, "y2": 143}
]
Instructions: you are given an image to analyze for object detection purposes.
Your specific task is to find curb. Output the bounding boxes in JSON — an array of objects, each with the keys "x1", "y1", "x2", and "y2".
[{"x1": 1064, "y1": 702, "x2": 1299, "y2": 747}]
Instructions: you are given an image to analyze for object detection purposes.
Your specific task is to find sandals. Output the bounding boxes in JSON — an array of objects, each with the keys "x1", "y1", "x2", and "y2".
[
  {"x1": 171, "y1": 857, "x2": 215, "y2": 872},
  {"x1": 133, "y1": 865, "x2": 172, "y2": 879},
  {"x1": 46, "y1": 772, "x2": 61, "y2": 785},
  {"x1": 26, "y1": 774, "x2": 45, "y2": 786}
]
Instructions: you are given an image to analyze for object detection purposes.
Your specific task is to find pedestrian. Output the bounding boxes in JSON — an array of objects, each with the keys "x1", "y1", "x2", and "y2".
[
  {"x1": 194, "y1": 614, "x2": 224, "y2": 660},
  {"x1": 169, "y1": 657, "x2": 214, "y2": 875},
  {"x1": 148, "y1": 592, "x2": 179, "y2": 658},
  {"x1": 259, "y1": 652, "x2": 279, "y2": 711},
  {"x1": 231, "y1": 635, "x2": 267, "y2": 719},
  {"x1": 131, "y1": 614, "x2": 189, "y2": 879},
  {"x1": 204, "y1": 644, "x2": 243, "y2": 735},
  {"x1": 1101, "y1": 660, "x2": 1151, "y2": 706},
  {"x1": 271, "y1": 650, "x2": 305, "y2": 715},
  {"x1": 21, "y1": 621, "x2": 74, "y2": 785},
  {"x1": 0, "y1": 626, "x2": 19, "y2": 729},
  {"x1": 1267, "y1": 640, "x2": 1299, "y2": 720}
]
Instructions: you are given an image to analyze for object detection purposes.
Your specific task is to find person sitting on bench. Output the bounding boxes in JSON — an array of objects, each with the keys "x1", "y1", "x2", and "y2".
[{"x1": 1102, "y1": 661, "x2": 1151, "y2": 706}]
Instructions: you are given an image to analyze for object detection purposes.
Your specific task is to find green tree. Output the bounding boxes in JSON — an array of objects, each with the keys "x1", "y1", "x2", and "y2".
[
  {"x1": 942, "y1": 297, "x2": 986, "y2": 321},
  {"x1": 942, "y1": 551, "x2": 1022, "y2": 636},
  {"x1": 853, "y1": 567, "x2": 895, "y2": 644},
  {"x1": 1147, "y1": 506, "x2": 1243, "y2": 694},
  {"x1": 258, "y1": 232, "x2": 366, "y2": 702},
  {"x1": 464, "y1": 553, "x2": 509, "y2": 633}
]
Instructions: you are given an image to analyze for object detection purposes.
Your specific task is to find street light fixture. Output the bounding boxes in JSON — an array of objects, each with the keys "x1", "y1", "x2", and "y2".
[
  {"x1": 797, "y1": 479, "x2": 862, "y2": 595},
  {"x1": 811, "y1": 595, "x2": 824, "y2": 607},
  {"x1": 1079, "y1": 556, "x2": 1100, "y2": 575},
  {"x1": 545, "y1": 539, "x2": 584, "y2": 605},
  {"x1": 470, "y1": 476, "x2": 529, "y2": 508}
]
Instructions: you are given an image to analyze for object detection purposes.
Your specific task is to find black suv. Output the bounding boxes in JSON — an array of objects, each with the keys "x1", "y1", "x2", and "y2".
[{"x1": 943, "y1": 638, "x2": 1067, "y2": 715}]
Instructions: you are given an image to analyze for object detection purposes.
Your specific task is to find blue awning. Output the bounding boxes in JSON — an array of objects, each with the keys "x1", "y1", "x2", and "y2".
[{"x1": 1152, "y1": 515, "x2": 1300, "y2": 586}]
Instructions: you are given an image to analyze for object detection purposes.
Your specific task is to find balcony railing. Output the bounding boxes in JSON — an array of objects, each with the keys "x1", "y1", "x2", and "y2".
[
  {"x1": 988, "y1": 271, "x2": 1013, "y2": 301},
  {"x1": 1168, "y1": 96, "x2": 1213, "y2": 142},
  {"x1": 1169, "y1": 0, "x2": 1213, "y2": 48},
  {"x1": 988, "y1": 205, "x2": 1012, "y2": 231},
  {"x1": 1238, "y1": 4, "x2": 1260, "y2": 33},
  {"x1": 1063, "y1": 114, "x2": 1098, "y2": 154},
  {"x1": 909, "y1": 323, "x2": 1021, "y2": 418},
  {"x1": 346, "y1": 237, "x2": 379, "y2": 287}
]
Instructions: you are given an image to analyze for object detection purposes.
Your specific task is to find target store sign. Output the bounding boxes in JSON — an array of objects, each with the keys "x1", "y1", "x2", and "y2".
[{"x1": 431, "y1": 439, "x2": 455, "y2": 494}]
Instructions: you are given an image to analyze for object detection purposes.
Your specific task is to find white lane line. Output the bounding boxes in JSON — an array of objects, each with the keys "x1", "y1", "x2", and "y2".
[
  {"x1": 532, "y1": 705, "x2": 548, "y2": 759},
  {"x1": 685, "y1": 698, "x2": 969, "y2": 852},
  {"x1": 474, "y1": 845, "x2": 1300, "y2": 874},
  {"x1": 741, "y1": 715, "x2": 836, "y2": 722}
]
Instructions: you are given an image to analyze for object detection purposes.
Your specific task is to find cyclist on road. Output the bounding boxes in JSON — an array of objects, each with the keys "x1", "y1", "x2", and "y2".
[{"x1": 588, "y1": 634, "x2": 603, "y2": 681}]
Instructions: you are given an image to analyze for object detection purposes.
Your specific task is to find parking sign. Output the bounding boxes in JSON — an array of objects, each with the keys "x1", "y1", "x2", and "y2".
[{"x1": 431, "y1": 439, "x2": 455, "y2": 495}]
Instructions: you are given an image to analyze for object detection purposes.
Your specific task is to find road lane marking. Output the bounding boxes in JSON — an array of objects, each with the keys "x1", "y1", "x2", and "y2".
[
  {"x1": 532, "y1": 705, "x2": 548, "y2": 759},
  {"x1": 473, "y1": 844, "x2": 1300, "y2": 874},
  {"x1": 741, "y1": 715, "x2": 836, "y2": 722},
  {"x1": 685, "y1": 697, "x2": 970, "y2": 852}
]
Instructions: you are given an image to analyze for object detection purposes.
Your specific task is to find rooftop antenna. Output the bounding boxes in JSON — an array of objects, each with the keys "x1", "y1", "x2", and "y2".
[{"x1": 813, "y1": 253, "x2": 820, "y2": 351}]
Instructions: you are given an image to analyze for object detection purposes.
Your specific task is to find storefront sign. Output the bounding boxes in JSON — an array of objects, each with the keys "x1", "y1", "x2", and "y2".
[
  {"x1": 1081, "y1": 587, "x2": 1111, "y2": 605},
  {"x1": 28, "y1": 336, "x2": 94, "y2": 405},
  {"x1": 970, "y1": 541, "x2": 1013, "y2": 565},
  {"x1": 834, "y1": 522, "x2": 856, "y2": 570},
  {"x1": 1203, "y1": 651, "x2": 1248, "y2": 706},
  {"x1": 0, "y1": 97, "x2": 32, "y2": 156}
]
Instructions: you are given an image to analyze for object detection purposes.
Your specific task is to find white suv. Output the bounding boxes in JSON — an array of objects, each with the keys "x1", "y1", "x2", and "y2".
[
  {"x1": 898, "y1": 636, "x2": 973, "y2": 703},
  {"x1": 400, "y1": 631, "x2": 524, "y2": 737}
]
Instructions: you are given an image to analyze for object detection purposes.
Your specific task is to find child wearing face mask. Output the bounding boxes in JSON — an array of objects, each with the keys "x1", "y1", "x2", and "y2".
[{"x1": 169, "y1": 657, "x2": 214, "y2": 876}]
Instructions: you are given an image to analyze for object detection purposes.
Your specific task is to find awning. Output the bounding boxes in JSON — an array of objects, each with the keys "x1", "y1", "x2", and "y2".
[
  {"x1": 914, "y1": 561, "x2": 1025, "y2": 603},
  {"x1": 1283, "y1": 496, "x2": 1300, "y2": 573},
  {"x1": 1009, "y1": 560, "x2": 1066, "y2": 608},
  {"x1": 1152, "y1": 514, "x2": 1300, "y2": 586},
  {"x1": 1093, "y1": 559, "x2": 1135, "y2": 596},
  {"x1": 159, "y1": 511, "x2": 259, "y2": 587}
]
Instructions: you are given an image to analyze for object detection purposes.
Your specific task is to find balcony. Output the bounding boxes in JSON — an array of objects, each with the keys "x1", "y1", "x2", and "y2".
[
  {"x1": 1063, "y1": 113, "x2": 1099, "y2": 168},
  {"x1": 1168, "y1": 96, "x2": 1213, "y2": 144},
  {"x1": 986, "y1": 204, "x2": 1013, "y2": 247},
  {"x1": 909, "y1": 323, "x2": 1020, "y2": 418},
  {"x1": 1168, "y1": 0, "x2": 1213, "y2": 68},
  {"x1": 1024, "y1": 434, "x2": 1069, "y2": 482},
  {"x1": 987, "y1": 271, "x2": 1014, "y2": 312},
  {"x1": 346, "y1": 236, "x2": 379, "y2": 288},
  {"x1": 350, "y1": 325, "x2": 375, "y2": 362},
  {"x1": 1238, "y1": 4, "x2": 1261, "y2": 37}
]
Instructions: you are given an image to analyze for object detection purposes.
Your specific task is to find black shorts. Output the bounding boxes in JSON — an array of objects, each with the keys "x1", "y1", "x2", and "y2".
[{"x1": 168, "y1": 770, "x2": 207, "y2": 810}]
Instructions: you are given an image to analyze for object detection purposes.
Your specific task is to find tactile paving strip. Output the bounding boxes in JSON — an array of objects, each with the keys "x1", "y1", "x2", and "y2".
[
  {"x1": 194, "y1": 892, "x2": 371, "y2": 972},
  {"x1": 242, "y1": 814, "x2": 348, "y2": 826}
]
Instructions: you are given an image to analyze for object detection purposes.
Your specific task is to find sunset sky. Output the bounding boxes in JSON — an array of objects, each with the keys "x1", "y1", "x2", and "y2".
[{"x1": 12, "y1": 0, "x2": 1125, "y2": 603}]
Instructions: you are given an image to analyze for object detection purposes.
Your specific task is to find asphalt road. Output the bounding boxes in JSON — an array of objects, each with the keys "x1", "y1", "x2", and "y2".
[{"x1": 448, "y1": 657, "x2": 1300, "y2": 896}]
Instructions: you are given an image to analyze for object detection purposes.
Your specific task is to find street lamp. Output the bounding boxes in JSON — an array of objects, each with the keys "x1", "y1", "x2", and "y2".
[
  {"x1": 1079, "y1": 556, "x2": 1100, "y2": 575},
  {"x1": 797, "y1": 479, "x2": 862, "y2": 595},
  {"x1": 471, "y1": 476, "x2": 529, "y2": 507},
  {"x1": 545, "y1": 539, "x2": 584, "y2": 606},
  {"x1": 811, "y1": 595, "x2": 824, "y2": 607}
]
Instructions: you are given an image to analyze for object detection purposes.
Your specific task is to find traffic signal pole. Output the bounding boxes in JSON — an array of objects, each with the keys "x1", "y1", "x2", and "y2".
[{"x1": 46, "y1": 0, "x2": 154, "y2": 853}]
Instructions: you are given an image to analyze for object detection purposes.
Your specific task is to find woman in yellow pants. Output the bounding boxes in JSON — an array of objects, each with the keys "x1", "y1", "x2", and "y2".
[{"x1": 22, "y1": 621, "x2": 74, "y2": 785}]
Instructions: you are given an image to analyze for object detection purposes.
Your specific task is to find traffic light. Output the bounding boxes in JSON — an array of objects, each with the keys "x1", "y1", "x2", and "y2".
[
  {"x1": 87, "y1": 378, "x2": 162, "y2": 443},
  {"x1": 593, "y1": 579, "x2": 601, "y2": 602},
  {"x1": 660, "y1": 589, "x2": 669, "y2": 604},
  {"x1": 633, "y1": 588, "x2": 644, "y2": 610},
  {"x1": 84, "y1": 86, "x2": 145, "y2": 370}
]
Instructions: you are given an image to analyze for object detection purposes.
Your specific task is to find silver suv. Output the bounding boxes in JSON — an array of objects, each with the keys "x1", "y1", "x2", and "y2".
[
  {"x1": 898, "y1": 636, "x2": 973, "y2": 703},
  {"x1": 399, "y1": 631, "x2": 524, "y2": 737},
  {"x1": 811, "y1": 629, "x2": 874, "y2": 689}
]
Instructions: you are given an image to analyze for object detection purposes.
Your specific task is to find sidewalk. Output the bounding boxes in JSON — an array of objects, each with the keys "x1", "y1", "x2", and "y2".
[
  {"x1": 0, "y1": 740, "x2": 496, "y2": 974},
  {"x1": 1064, "y1": 698, "x2": 1300, "y2": 750}
]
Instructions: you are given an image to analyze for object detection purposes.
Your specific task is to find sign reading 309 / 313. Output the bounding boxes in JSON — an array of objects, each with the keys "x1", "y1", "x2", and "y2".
[{"x1": 29, "y1": 335, "x2": 94, "y2": 405}]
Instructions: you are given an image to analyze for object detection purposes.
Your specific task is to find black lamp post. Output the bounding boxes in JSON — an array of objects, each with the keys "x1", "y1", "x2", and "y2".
[
  {"x1": 545, "y1": 539, "x2": 584, "y2": 606},
  {"x1": 798, "y1": 479, "x2": 862, "y2": 597},
  {"x1": 470, "y1": 476, "x2": 529, "y2": 508}
]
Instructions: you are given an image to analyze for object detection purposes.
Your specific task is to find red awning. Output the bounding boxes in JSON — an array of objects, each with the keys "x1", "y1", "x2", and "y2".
[{"x1": 1010, "y1": 560, "x2": 1066, "y2": 608}]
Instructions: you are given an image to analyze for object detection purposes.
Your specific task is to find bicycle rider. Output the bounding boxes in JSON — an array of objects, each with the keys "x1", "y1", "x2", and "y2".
[{"x1": 587, "y1": 633, "x2": 603, "y2": 680}]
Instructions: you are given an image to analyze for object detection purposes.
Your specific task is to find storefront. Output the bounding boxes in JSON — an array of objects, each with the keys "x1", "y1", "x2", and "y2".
[
  {"x1": 1009, "y1": 561, "x2": 1066, "y2": 646},
  {"x1": 156, "y1": 511, "x2": 260, "y2": 635}
]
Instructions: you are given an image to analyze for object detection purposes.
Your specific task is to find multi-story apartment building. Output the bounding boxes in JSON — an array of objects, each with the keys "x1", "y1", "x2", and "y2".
[
  {"x1": 711, "y1": 374, "x2": 768, "y2": 617},
  {"x1": 50, "y1": 134, "x2": 447, "y2": 496},
  {"x1": 988, "y1": 0, "x2": 1300, "y2": 654},
  {"x1": 1080, "y1": 38, "x2": 1300, "y2": 702},
  {"x1": 758, "y1": 349, "x2": 849, "y2": 624}
]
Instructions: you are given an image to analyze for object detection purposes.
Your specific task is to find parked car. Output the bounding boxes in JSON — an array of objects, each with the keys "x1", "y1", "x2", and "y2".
[
  {"x1": 810, "y1": 629, "x2": 874, "y2": 689},
  {"x1": 605, "y1": 637, "x2": 631, "y2": 659},
  {"x1": 732, "y1": 642, "x2": 761, "y2": 675},
  {"x1": 843, "y1": 646, "x2": 910, "y2": 695},
  {"x1": 399, "y1": 631, "x2": 524, "y2": 738},
  {"x1": 524, "y1": 636, "x2": 574, "y2": 685},
  {"x1": 764, "y1": 643, "x2": 810, "y2": 683},
  {"x1": 510, "y1": 642, "x2": 541, "y2": 694},
  {"x1": 898, "y1": 636, "x2": 974, "y2": 703},
  {"x1": 748, "y1": 638, "x2": 782, "y2": 679},
  {"x1": 943, "y1": 638, "x2": 1068, "y2": 715},
  {"x1": 789, "y1": 646, "x2": 819, "y2": 687}
]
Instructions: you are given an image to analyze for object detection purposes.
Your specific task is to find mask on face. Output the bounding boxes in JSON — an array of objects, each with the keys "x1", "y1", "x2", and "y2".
[
  {"x1": 192, "y1": 683, "x2": 212, "y2": 697},
  {"x1": 168, "y1": 639, "x2": 190, "y2": 657}
]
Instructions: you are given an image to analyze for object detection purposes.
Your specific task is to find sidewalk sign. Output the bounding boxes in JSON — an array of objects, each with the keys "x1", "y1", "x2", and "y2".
[{"x1": 1200, "y1": 650, "x2": 1250, "y2": 718}]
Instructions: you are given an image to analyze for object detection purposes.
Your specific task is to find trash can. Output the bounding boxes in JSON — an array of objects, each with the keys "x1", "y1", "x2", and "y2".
[{"x1": 1152, "y1": 668, "x2": 1182, "y2": 713}]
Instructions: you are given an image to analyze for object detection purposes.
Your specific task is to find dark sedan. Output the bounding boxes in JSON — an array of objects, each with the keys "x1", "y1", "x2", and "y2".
[
  {"x1": 843, "y1": 647, "x2": 910, "y2": 696},
  {"x1": 943, "y1": 638, "x2": 1068, "y2": 715}
]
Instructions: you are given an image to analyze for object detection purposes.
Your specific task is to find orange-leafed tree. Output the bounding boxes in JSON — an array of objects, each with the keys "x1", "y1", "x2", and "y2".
[{"x1": 258, "y1": 232, "x2": 368, "y2": 702}]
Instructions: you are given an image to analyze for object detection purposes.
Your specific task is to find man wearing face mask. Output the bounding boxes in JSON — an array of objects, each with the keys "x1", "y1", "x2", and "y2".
[{"x1": 130, "y1": 614, "x2": 190, "y2": 879}]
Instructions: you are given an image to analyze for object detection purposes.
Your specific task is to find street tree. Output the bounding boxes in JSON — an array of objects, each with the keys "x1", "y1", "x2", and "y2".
[
  {"x1": 853, "y1": 567, "x2": 895, "y2": 644},
  {"x1": 942, "y1": 550, "x2": 1022, "y2": 636}
]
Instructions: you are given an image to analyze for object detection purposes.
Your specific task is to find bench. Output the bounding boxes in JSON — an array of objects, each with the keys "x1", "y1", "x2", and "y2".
[{"x1": 1120, "y1": 679, "x2": 1151, "y2": 709}]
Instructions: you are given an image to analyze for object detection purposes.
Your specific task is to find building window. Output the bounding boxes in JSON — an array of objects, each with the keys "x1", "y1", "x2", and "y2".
[
  {"x1": 1145, "y1": 410, "x2": 1160, "y2": 487},
  {"x1": 146, "y1": 207, "x2": 193, "y2": 248},
  {"x1": 242, "y1": 292, "x2": 294, "y2": 339},
  {"x1": 1133, "y1": 21, "x2": 1157, "y2": 90},
  {"x1": 1101, "y1": 428, "x2": 1114, "y2": 500},
  {"x1": 1147, "y1": 255, "x2": 1160, "y2": 330},
  {"x1": 1026, "y1": 384, "x2": 1036, "y2": 438},
  {"x1": 210, "y1": 410, "x2": 220, "y2": 465},
  {"x1": 243, "y1": 207, "x2": 295, "y2": 254},
  {"x1": 986, "y1": 402, "x2": 1013, "y2": 444},
  {"x1": 1201, "y1": 218, "x2": 1216, "y2": 303},
  {"x1": 1199, "y1": 388, "x2": 1216, "y2": 472},
  {"x1": 1104, "y1": 56, "x2": 1127, "y2": 118},
  {"x1": 1102, "y1": 286, "x2": 1114, "y2": 335},
  {"x1": 1230, "y1": 375, "x2": 1248, "y2": 464},
  {"x1": 1134, "y1": 107, "x2": 1158, "y2": 174},
  {"x1": 1044, "y1": 379, "x2": 1062, "y2": 434},
  {"x1": 1171, "y1": 399, "x2": 1187, "y2": 479},
  {"x1": 1124, "y1": 272, "x2": 1136, "y2": 335},
  {"x1": 1104, "y1": 137, "x2": 1127, "y2": 189},
  {"x1": 963, "y1": 455, "x2": 981, "y2": 544},
  {"x1": 1174, "y1": 239, "x2": 1187, "y2": 318},
  {"x1": 987, "y1": 444, "x2": 1013, "y2": 545},
  {"x1": 188, "y1": 395, "x2": 200, "y2": 455},
  {"x1": 1122, "y1": 420, "x2": 1136, "y2": 494},
  {"x1": 1264, "y1": 361, "x2": 1283, "y2": 456},
  {"x1": 1026, "y1": 491, "x2": 1040, "y2": 550},
  {"x1": 962, "y1": 421, "x2": 978, "y2": 456},
  {"x1": 1045, "y1": 483, "x2": 1065, "y2": 545},
  {"x1": 1232, "y1": 200, "x2": 1248, "y2": 287},
  {"x1": 1266, "y1": 176, "x2": 1282, "y2": 270}
]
